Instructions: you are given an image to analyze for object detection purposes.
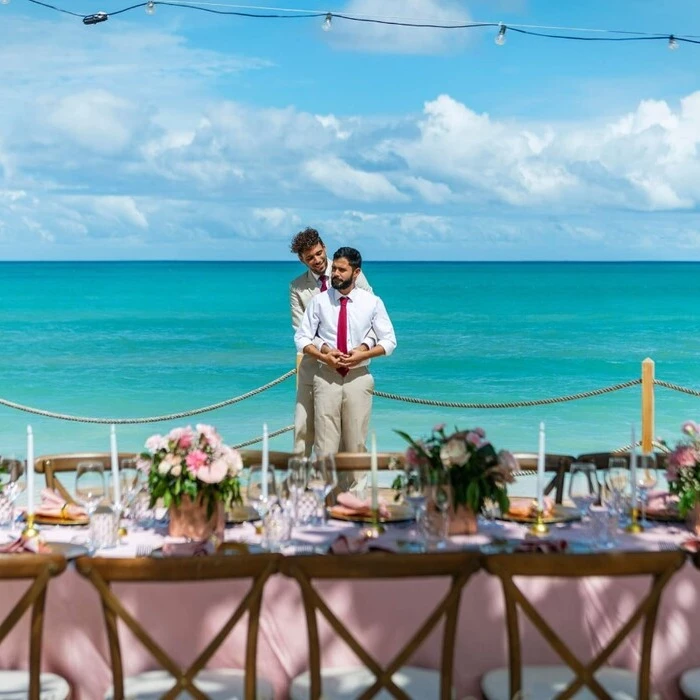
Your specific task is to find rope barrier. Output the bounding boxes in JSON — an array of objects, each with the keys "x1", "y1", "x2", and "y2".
[
  {"x1": 231, "y1": 424, "x2": 294, "y2": 448},
  {"x1": 0, "y1": 369, "x2": 296, "y2": 424},
  {"x1": 373, "y1": 379, "x2": 642, "y2": 409},
  {"x1": 654, "y1": 379, "x2": 700, "y2": 398}
]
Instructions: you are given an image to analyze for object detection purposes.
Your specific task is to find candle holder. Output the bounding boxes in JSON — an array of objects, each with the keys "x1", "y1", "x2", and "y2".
[
  {"x1": 625, "y1": 506, "x2": 644, "y2": 534},
  {"x1": 528, "y1": 508, "x2": 550, "y2": 536},
  {"x1": 22, "y1": 513, "x2": 40, "y2": 540},
  {"x1": 361, "y1": 509, "x2": 385, "y2": 539}
]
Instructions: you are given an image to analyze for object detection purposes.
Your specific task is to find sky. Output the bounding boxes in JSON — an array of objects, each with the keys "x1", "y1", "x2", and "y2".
[{"x1": 1, "y1": 0, "x2": 700, "y2": 261}]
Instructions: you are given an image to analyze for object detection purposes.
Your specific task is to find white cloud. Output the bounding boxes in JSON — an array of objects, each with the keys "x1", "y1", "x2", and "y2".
[{"x1": 303, "y1": 156, "x2": 408, "y2": 202}]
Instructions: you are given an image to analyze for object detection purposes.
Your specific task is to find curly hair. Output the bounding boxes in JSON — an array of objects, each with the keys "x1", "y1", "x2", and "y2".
[{"x1": 290, "y1": 227, "x2": 324, "y2": 256}]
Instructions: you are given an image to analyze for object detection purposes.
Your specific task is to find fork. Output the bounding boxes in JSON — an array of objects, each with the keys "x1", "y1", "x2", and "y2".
[
  {"x1": 135, "y1": 544, "x2": 153, "y2": 557},
  {"x1": 657, "y1": 542, "x2": 678, "y2": 551}
]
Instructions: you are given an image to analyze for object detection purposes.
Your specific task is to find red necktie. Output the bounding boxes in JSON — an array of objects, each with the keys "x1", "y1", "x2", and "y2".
[
  {"x1": 336, "y1": 296, "x2": 349, "y2": 377},
  {"x1": 319, "y1": 275, "x2": 328, "y2": 292}
]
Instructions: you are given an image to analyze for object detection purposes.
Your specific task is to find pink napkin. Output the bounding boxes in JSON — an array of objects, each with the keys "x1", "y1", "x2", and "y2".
[
  {"x1": 159, "y1": 540, "x2": 216, "y2": 557},
  {"x1": 35, "y1": 489, "x2": 87, "y2": 521},
  {"x1": 332, "y1": 493, "x2": 390, "y2": 519},
  {"x1": 0, "y1": 535, "x2": 52, "y2": 554},
  {"x1": 515, "y1": 538, "x2": 569, "y2": 554},
  {"x1": 646, "y1": 491, "x2": 676, "y2": 514}
]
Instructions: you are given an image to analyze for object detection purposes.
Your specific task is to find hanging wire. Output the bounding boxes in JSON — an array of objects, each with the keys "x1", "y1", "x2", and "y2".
[{"x1": 12, "y1": 0, "x2": 700, "y2": 45}]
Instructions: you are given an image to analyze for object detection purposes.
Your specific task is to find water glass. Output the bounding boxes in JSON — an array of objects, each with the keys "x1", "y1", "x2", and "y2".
[
  {"x1": 0, "y1": 493, "x2": 14, "y2": 529},
  {"x1": 606, "y1": 458, "x2": 631, "y2": 525},
  {"x1": 589, "y1": 505, "x2": 617, "y2": 549},
  {"x1": 262, "y1": 504, "x2": 292, "y2": 552},
  {"x1": 75, "y1": 462, "x2": 106, "y2": 514},
  {"x1": 130, "y1": 488, "x2": 154, "y2": 529},
  {"x1": 424, "y1": 468, "x2": 451, "y2": 550},
  {"x1": 91, "y1": 504, "x2": 118, "y2": 549},
  {"x1": 568, "y1": 462, "x2": 600, "y2": 517}
]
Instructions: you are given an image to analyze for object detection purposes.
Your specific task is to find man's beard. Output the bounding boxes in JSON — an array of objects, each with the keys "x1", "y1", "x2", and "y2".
[{"x1": 331, "y1": 276, "x2": 352, "y2": 291}]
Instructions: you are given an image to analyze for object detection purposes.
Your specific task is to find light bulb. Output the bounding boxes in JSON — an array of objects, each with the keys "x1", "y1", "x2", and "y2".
[
  {"x1": 495, "y1": 24, "x2": 507, "y2": 46},
  {"x1": 322, "y1": 12, "x2": 332, "y2": 32},
  {"x1": 145, "y1": 0, "x2": 156, "y2": 15},
  {"x1": 668, "y1": 35, "x2": 679, "y2": 50}
]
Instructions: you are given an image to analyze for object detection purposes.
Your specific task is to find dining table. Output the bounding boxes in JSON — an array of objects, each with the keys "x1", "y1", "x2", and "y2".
[{"x1": 0, "y1": 510, "x2": 698, "y2": 700}]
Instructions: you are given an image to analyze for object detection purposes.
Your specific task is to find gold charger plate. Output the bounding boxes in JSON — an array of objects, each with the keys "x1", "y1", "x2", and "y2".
[
  {"x1": 328, "y1": 503, "x2": 414, "y2": 524},
  {"x1": 227, "y1": 505, "x2": 259, "y2": 524},
  {"x1": 23, "y1": 513, "x2": 89, "y2": 527},
  {"x1": 499, "y1": 504, "x2": 581, "y2": 525}
]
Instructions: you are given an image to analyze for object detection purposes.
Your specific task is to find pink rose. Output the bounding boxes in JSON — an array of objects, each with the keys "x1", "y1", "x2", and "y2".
[
  {"x1": 405, "y1": 446, "x2": 420, "y2": 466},
  {"x1": 474, "y1": 427, "x2": 486, "y2": 438},
  {"x1": 197, "y1": 459, "x2": 228, "y2": 484},
  {"x1": 670, "y1": 445, "x2": 698, "y2": 469},
  {"x1": 145, "y1": 434, "x2": 167, "y2": 453},
  {"x1": 196, "y1": 424, "x2": 222, "y2": 449},
  {"x1": 466, "y1": 431, "x2": 488, "y2": 449},
  {"x1": 682, "y1": 421, "x2": 700, "y2": 436},
  {"x1": 185, "y1": 449, "x2": 208, "y2": 471}
]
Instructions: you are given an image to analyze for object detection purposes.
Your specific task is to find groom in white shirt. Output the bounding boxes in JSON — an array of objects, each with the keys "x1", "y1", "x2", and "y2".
[{"x1": 295, "y1": 247, "x2": 397, "y2": 455}]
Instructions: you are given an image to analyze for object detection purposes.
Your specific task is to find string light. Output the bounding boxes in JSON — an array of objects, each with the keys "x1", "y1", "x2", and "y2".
[
  {"x1": 495, "y1": 23, "x2": 506, "y2": 46},
  {"x1": 11, "y1": 0, "x2": 700, "y2": 48}
]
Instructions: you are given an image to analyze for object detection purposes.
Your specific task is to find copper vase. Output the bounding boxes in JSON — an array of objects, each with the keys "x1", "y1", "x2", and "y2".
[{"x1": 168, "y1": 495, "x2": 225, "y2": 541}]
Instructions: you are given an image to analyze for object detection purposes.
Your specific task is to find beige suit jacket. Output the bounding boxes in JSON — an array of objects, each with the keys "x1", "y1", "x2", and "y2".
[{"x1": 290, "y1": 264, "x2": 372, "y2": 331}]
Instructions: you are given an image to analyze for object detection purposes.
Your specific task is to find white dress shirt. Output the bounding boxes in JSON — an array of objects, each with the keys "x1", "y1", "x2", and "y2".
[{"x1": 295, "y1": 287, "x2": 397, "y2": 367}]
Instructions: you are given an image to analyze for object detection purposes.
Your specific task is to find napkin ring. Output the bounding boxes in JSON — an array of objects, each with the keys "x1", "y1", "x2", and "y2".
[{"x1": 60, "y1": 504, "x2": 68, "y2": 517}]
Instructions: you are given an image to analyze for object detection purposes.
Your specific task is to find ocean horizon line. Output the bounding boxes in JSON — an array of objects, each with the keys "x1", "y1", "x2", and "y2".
[{"x1": 2, "y1": 259, "x2": 700, "y2": 265}]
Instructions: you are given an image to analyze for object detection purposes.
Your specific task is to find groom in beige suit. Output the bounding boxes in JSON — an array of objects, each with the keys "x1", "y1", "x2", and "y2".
[{"x1": 290, "y1": 228, "x2": 372, "y2": 455}]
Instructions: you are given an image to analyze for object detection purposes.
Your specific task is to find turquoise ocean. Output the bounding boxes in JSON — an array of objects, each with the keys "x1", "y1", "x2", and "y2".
[{"x1": 1, "y1": 261, "x2": 700, "y2": 462}]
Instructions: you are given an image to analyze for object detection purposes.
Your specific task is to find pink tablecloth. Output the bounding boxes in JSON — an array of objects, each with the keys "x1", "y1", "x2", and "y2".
[{"x1": 0, "y1": 556, "x2": 694, "y2": 698}]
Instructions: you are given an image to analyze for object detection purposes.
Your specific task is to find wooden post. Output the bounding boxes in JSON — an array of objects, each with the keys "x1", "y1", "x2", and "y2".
[{"x1": 641, "y1": 358, "x2": 655, "y2": 453}]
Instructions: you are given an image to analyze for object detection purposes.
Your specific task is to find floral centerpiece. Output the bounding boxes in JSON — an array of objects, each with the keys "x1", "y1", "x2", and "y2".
[
  {"x1": 395, "y1": 424, "x2": 516, "y2": 533},
  {"x1": 666, "y1": 420, "x2": 700, "y2": 520},
  {"x1": 140, "y1": 424, "x2": 242, "y2": 539}
]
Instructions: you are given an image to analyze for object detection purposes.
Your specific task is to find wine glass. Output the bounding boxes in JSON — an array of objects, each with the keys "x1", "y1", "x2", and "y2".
[
  {"x1": 402, "y1": 465, "x2": 427, "y2": 525},
  {"x1": 0, "y1": 458, "x2": 24, "y2": 530},
  {"x1": 76, "y1": 462, "x2": 106, "y2": 550},
  {"x1": 118, "y1": 459, "x2": 145, "y2": 516},
  {"x1": 306, "y1": 454, "x2": 337, "y2": 524},
  {"x1": 606, "y1": 457, "x2": 630, "y2": 523},
  {"x1": 286, "y1": 456, "x2": 310, "y2": 526},
  {"x1": 568, "y1": 462, "x2": 600, "y2": 517},
  {"x1": 637, "y1": 453, "x2": 658, "y2": 529},
  {"x1": 425, "y1": 467, "x2": 450, "y2": 550},
  {"x1": 246, "y1": 464, "x2": 278, "y2": 520}
]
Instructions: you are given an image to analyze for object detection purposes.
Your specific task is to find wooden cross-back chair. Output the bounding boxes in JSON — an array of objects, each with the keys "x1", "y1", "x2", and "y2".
[
  {"x1": 510, "y1": 453, "x2": 576, "y2": 504},
  {"x1": 74, "y1": 552, "x2": 280, "y2": 700},
  {"x1": 281, "y1": 551, "x2": 481, "y2": 700},
  {"x1": 481, "y1": 550, "x2": 686, "y2": 700},
  {"x1": 576, "y1": 451, "x2": 669, "y2": 471},
  {"x1": 0, "y1": 553, "x2": 70, "y2": 699},
  {"x1": 34, "y1": 452, "x2": 138, "y2": 504},
  {"x1": 678, "y1": 550, "x2": 700, "y2": 699}
]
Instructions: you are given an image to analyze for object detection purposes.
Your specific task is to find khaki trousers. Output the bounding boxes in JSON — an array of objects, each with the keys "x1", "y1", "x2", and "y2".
[
  {"x1": 293, "y1": 354, "x2": 318, "y2": 457},
  {"x1": 312, "y1": 364, "x2": 374, "y2": 456}
]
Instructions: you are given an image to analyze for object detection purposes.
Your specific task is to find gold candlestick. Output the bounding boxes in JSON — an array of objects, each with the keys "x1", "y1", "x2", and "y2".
[
  {"x1": 529, "y1": 508, "x2": 549, "y2": 536},
  {"x1": 22, "y1": 513, "x2": 40, "y2": 540},
  {"x1": 361, "y1": 509, "x2": 385, "y2": 539},
  {"x1": 625, "y1": 506, "x2": 643, "y2": 533}
]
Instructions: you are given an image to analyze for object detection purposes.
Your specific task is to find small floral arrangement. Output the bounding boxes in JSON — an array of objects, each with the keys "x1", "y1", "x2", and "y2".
[
  {"x1": 666, "y1": 420, "x2": 700, "y2": 516},
  {"x1": 140, "y1": 424, "x2": 242, "y2": 517},
  {"x1": 395, "y1": 424, "x2": 517, "y2": 514}
]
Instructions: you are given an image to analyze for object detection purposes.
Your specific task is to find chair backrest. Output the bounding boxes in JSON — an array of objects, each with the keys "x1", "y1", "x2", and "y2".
[
  {"x1": 280, "y1": 551, "x2": 481, "y2": 700},
  {"x1": 0, "y1": 553, "x2": 67, "y2": 700},
  {"x1": 34, "y1": 453, "x2": 138, "y2": 503},
  {"x1": 510, "y1": 453, "x2": 576, "y2": 504},
  {"x1": 577, "y1": 451, "x2": 669, "y2": 470},
  {"x1": 483, "y1": 550, "x2": 685, "y2": 700},
  {"x1": 75, "y1": 552, "x2": 279, "y2": 700},
  {"x1": 239, "y1": 449, "x2": 295, "y2": 470}
]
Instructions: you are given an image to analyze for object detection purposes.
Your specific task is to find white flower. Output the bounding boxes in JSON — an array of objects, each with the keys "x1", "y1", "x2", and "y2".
[
  {"x1": 220, "y1": 445, "x2": 243, "y2": 476},
  {"x1": 440, "y1": 438, "x2": 470, "y2": 467},
  {"x1": 145, "y1": 434, "x2": 167, "y2": 453},
  {"x1": 171, "y1": 464, "x2": 182, "y2": 477},
  {"x1": 196, "y1": 423, "x2": 222, "y2": 449},
  {"x1": 157, "y1": 460, "x2": 171, "y2": 475}
]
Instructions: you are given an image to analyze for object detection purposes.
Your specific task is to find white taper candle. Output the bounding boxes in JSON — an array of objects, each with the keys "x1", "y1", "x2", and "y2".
[
  {"x1": 370, "y1": 431, "x2": 378, "y2": 512},
  {"x1": 262, "y1": 423, "x2": 269, "y2": 500},
  {"x1": 26, "y1": 426, "x2": 35, "y2": 516},
  {"x1": 537, "y1": 422, "x2": 545, "y2": 512},
  {"x1": 110, "y1": 425, "x2": 120, "y2": 507}
]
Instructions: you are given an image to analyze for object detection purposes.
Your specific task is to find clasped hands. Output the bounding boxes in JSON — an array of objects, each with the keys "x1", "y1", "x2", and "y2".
[{"x1": 321, "y1": 343, "x2": 369, "y2": 370}]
